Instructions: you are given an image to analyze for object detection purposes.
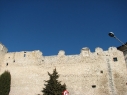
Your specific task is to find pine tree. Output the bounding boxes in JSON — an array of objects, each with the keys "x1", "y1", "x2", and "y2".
[
  {"x1": 42, "y1": 68, "x2": 66, "y2": 95},
  {"x1": 0, "y1": 71, "x2": 11, "y2": 95}
]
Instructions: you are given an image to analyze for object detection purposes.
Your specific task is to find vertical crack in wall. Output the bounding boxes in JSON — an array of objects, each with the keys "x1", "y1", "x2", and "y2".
[{"x1": 106, "y1": 58, "x2": 117, "y2": 95}]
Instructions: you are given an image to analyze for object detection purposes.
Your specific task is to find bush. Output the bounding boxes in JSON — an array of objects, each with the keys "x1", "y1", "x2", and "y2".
[{"x1": 0, "y1": 71, "x2": 11, "y2": 95}]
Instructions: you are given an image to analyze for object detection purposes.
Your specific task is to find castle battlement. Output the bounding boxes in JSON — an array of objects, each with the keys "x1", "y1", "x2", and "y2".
[
  {"x1": 1, "y1": 46, "x2": 123, "y2": 66},
  {"x1": 0, "y1": 43, "x2": 127, "y2": 95}
]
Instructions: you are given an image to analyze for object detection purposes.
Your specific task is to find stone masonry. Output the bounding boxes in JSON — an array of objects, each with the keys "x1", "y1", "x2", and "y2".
[{"x1": 0, "y1": 43, "x2": 127, "y2": 95}]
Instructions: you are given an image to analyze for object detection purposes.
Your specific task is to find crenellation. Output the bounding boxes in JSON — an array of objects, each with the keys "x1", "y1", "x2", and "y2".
[
  {"x1": 0, "y1": 43, "x2": 127, "y2": 95},
  {"x1": 58, "y1": 50, "x2": 65, "y2": 56},
  {"x1": 80, "y1": 47, "x2": 91, "y2": 57}
]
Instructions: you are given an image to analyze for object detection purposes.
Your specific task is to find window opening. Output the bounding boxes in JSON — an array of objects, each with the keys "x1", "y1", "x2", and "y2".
[
  {"x1": 6, "y1": 63, "x2": 8, "y2": 66},
  {"x1": 24, "y1": 54, "x2": 26, "y2": 57},
  {"x1": 92, "y1": 85, "x2": 96, "y2": 88},
  {"x1": 100, "y1": 71, "x2": 103, "y2": 73},
  {"x1": 13, "y1": 60, "x2": 15, "y2": 62},
  {"x1": 113, "y1": 57, "x2": 118, "y2": 62}
]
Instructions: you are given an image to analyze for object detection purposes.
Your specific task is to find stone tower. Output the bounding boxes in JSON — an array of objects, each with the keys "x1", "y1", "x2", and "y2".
[{"x1": 0, "y1": 43, "x2": 8, "y2": 70}]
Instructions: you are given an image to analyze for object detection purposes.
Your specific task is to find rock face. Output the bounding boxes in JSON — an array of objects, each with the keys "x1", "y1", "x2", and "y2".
[{"x1": 0, "y1": 43, "x2": 127, "y2": 95}]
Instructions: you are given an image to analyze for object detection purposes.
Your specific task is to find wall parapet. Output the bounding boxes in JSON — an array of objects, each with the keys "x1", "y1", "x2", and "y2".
[{"x1": 0, "y1": 43, "x2": 127, "y2": 95}]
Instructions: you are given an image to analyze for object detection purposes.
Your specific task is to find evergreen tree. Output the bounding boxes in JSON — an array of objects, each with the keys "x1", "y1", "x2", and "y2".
[
  {"x1": 0, "y1": 71, "x2": 11, "y2": 95},
  {"x1": 42, "y1": 68, "x2": 66, "y2": 95}
]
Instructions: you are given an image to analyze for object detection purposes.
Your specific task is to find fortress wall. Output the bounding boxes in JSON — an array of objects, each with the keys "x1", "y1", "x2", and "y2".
[
  {"x1": 0, "y1": 43, "x2": 7, "y2": 70},
  {"x1": 6, "y1": 58, "x2": 110, "y2": 95},
  {"x1": 107, "y1": 47, "x2": 127, "y2": 95},
  {"x1": 0, "y1": 44, "x2": 127, "y2": 95},
  {"x1": 3, "y1": 50, "x2": 44, "y2": 67}
]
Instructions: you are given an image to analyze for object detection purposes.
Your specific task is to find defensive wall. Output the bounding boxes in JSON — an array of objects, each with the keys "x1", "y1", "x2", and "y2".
[{"x1": 0, "y1": 43, "x2": 127, "y2": 95}]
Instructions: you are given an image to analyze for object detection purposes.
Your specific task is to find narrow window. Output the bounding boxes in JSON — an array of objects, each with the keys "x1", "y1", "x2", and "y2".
[
  {"x1": 24, "y1": 54, "x2": 26, "y2": 57},
  {"x1": 13, "y1": 60, "x2": 15, "y2": 62},
  {"x1": 113, "y1": 57, "x2": 118, "y2": 62},
  {"x1": 6, "y1": 63, "x2": 8, "y2": 66},
  {"x1": 92, "y1": 85, "x2": 96, "y2": 88}
]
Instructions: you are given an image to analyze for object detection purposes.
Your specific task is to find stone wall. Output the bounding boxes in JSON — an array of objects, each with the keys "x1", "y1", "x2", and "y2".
[
  {"x1": 0, "y1": 43, "x2": 127, "y2": 95},
  {"x1": 0, "y1": 43, "x2": 8, "y2": 70}
]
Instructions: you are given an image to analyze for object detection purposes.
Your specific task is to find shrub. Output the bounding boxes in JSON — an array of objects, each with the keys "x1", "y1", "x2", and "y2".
[{"x1": 0, "y1": 71, "x2": 11, "y2": 95}]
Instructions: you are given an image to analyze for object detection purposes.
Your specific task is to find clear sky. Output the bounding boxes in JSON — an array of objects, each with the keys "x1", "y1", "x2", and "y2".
[{"x1": 0, "y1": 0, "x2": 127, "y2": 56}]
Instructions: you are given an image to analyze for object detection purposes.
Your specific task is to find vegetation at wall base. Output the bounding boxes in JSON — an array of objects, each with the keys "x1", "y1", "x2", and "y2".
[
  {"x1": 42, "y1": 68, "x2": 66, "y2": 95},
  {"x1": 0, "y1": 71, "x2": 11, "y2": 95}
]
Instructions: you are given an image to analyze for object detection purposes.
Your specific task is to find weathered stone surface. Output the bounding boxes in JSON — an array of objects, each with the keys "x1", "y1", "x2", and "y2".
[{"x1": 0, "y1": 43, "x2": 127, "y2": 95}]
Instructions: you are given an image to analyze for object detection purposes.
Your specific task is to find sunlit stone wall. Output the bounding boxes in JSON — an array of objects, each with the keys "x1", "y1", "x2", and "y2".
[{"x1": 0, "y1": 43, "x2": 127, "y2": 95}]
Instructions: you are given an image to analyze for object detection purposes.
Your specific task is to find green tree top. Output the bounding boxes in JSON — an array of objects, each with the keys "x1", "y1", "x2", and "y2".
[{"x1": 42, "y1": 68, "x2": 66, "y2": 95}]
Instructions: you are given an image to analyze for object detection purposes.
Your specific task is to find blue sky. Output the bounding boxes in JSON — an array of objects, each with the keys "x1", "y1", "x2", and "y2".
[{"x1": 0, "y1": 0, "x2": 127, "y2": 56}]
